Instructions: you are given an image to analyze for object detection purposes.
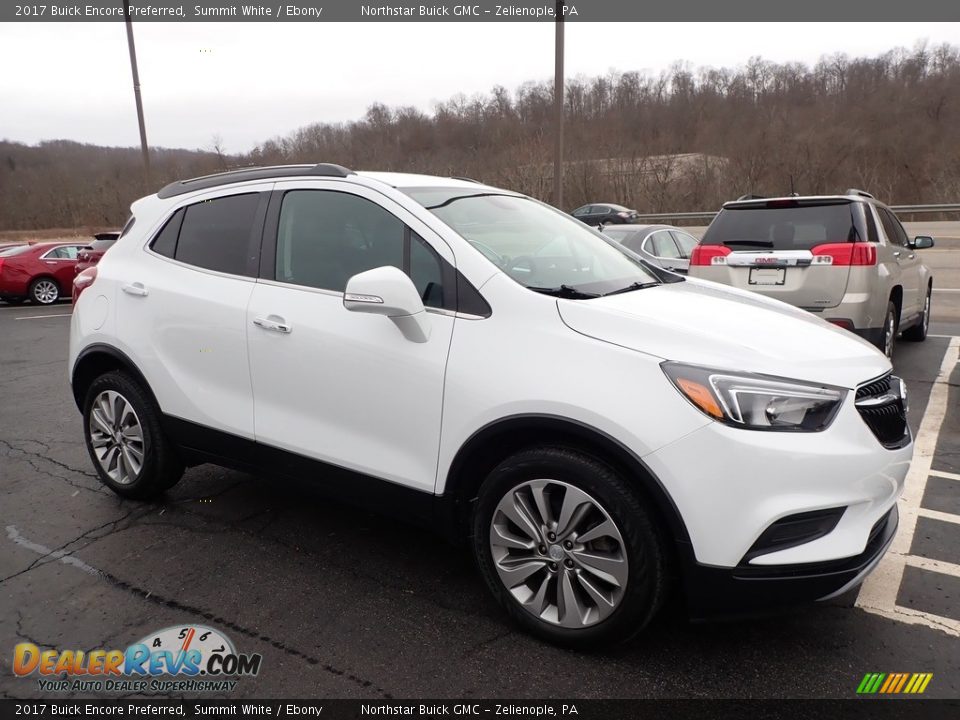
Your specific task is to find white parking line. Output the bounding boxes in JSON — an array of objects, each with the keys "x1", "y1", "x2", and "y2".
[
  {"x1": 918, "y1": 508, "x2": 960, "y2": 526},
  {"x1": 929, "y1": 469, "x2": 960, "y2": 482},
  {"x1": 932, "y1": 288, "x2": 960, "y2": 293},
  {"x1": 14, "y1": 313, "x2": 72, "y2": 320},
  {"x1": 905, "y1": 555, "x2": 960, "y2": 579},
  {"x1": 856, "y1": 336, "x2": 960, "y2": 637}
]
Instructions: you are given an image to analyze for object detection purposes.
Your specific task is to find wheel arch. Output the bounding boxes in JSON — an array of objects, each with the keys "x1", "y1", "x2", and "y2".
[
  {"x1": 889, "y1": 285, "x2": 903, "y2": 318},
  {"x1": 71, "y1": 344, "x2": 156, "y2": 412},
  {"x1": 29, "y1": 274, "x2": 61, "y2": 293},
  {"x1": 442, "y1": 414, "x2": 693, "y2": 554}
]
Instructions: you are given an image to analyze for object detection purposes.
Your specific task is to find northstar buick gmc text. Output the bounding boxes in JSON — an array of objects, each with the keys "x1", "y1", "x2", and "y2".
[{"x1": 69, "y1": 165, "x2": 911, "y2": 646}]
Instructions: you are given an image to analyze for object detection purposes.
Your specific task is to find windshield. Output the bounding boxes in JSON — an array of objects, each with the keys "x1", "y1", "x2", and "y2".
[{"x1": 403, "y1": 189, "x2": 660, "y2": 297}]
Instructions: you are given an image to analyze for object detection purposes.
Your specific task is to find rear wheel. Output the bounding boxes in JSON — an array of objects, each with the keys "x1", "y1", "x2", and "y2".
[
  {"x1": 903, "y1": 288, "x2": 931, "y2": 342},
  {"x1": 472, "y1": 447, "x2": 666, "y2": 648},
  {"x1": 82, "y1": 371, "x2": 184, "y2": 499},
  {"x1": 879, "y1": 301, "x2": 898, "y2": 358},
  {"x1": 29, "y1": 278, "x2": 60, "y2": 305}
]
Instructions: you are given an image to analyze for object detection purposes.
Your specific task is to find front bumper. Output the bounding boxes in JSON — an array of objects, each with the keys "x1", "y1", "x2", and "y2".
[{"x1": 682, "y1": 504, "x2": 898, "y2": 618}]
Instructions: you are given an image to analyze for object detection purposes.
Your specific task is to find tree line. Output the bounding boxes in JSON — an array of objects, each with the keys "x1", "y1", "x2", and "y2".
[{"x1": 2, "y1": 43, "x2": 958, "y2": 231}]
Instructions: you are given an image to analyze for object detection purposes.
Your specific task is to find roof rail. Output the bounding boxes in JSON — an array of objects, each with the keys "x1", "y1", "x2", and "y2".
[
  {"x1": 157, "y1": 163, "x2": 355, "y2": 199},
  {"x1": 736, "y1": 194, "x2": 766, "y2": 201},
  {"x1": 844, "y1": 188, "x2": 875, "y2": 199},
  {"x1": 450, "y1": 176, "x2": 482, "y2": 184}
]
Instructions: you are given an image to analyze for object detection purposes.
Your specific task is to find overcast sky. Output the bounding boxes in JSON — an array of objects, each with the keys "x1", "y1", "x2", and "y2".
[{"x1": 1, "y1": 22, "x2": 957, "y2": 153}]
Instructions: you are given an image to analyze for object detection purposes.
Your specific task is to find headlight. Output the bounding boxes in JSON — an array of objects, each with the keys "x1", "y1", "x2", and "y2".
[{"x1": 662, "y1": 362, "x2": 845, "y2": 432}]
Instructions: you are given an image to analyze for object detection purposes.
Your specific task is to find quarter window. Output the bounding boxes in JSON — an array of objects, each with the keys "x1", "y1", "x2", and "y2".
[{"x1": 151, "y1": 209, "x2": 184, "y2": 259}]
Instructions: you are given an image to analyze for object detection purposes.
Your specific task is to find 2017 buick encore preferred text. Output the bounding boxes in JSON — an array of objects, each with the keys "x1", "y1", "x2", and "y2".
[{"x1": 69, "y1": 165, "x2": 911, "y2": 647}]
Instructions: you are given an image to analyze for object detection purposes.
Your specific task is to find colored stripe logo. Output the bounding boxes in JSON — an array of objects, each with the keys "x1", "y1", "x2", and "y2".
[{"x1": 857, "y1": 673, "x2": 933, "y2": 694}]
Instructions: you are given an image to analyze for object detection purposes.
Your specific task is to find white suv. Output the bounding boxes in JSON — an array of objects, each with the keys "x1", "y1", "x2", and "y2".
[{"x1": 70, "y1": 165, "x2": 911, "y2": 647}]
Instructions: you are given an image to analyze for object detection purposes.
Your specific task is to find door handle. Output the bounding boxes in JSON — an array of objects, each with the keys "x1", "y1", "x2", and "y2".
[
  {"x1": 253, "y1": 316, "x2": 292, "y2": 334},
  {"x1": 121, "y1": 282, "x2": 148, "y2": 297}
]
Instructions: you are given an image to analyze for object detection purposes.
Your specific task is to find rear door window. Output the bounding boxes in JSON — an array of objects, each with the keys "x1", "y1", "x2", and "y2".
[
  {"x1": 648, "y1": 231, "x2": 682, "y2": 258},
  {"x1": 172, "y1": 194, "x2": 261, "y2": 276},
  {"x1": 879, "y1": 208, "x2": 911, "y2": 247},
  {"x1": 44, "y1": 246, "x2": 81, "y2": 260},
  {"x1": 670, "y1": 231, "x2": 699, "y2": 258},
  {"x1": 702, "y1": 202, "x2": 858, "y2": 251}
]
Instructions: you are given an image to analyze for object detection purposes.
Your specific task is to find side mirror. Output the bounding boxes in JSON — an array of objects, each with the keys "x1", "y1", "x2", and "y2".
[
  {"x1": 343, "y1": 265, "x2": 431, "y2": 343},
  {"x1": 912, "y1": 236, "x2": 935, "y2": 249}
]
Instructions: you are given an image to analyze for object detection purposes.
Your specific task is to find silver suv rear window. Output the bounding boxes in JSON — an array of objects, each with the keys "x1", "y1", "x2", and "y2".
[{"x1": 702, "y1": 201, "x2": 863, "y2": 251}]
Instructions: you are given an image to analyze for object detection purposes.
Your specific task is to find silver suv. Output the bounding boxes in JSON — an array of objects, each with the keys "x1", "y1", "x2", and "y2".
[{"x1": 689, "y1": 190, "x2": 934, "y2": 357}]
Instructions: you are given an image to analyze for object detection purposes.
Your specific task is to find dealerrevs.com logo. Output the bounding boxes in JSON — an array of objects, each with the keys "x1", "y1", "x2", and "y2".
[{"x1": 13, "y1": 625, "x2": 262, "y2": 693}]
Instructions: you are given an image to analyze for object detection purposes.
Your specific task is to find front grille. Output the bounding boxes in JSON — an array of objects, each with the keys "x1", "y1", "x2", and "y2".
[
  {"x1": 856, "y1": 374, "x2": 891, "y2": 401},
  {"x1": 855, "y1": 373, "x2": 908, "y2": 449}
]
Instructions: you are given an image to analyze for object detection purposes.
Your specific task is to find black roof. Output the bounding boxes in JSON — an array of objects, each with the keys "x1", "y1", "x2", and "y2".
[{"x1": 156, "y1": 163, "x2": 355, "y2": 199}]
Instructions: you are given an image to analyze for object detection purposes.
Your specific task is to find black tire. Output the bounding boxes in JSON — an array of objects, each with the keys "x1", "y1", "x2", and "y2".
[
  {"x1": 903, "y1": 287, "x2": 931, "y2": 342},
  {"x1": 472, "y1": 447, "x2": 667, "y2": 648},
  {"x1": 82, "y1": 371, "x2": 184, "y2": 499},
  {"x1": 29, "y1": 277, "x2": 60, "y2": 305},
  {"x1": 877, "y1": 301, "x2": 898, "y2": 358}
]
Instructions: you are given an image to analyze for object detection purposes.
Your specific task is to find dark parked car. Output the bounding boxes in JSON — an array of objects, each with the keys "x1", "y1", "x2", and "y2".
[
  {"x1": 0, "y1": 241, "x2": 88, "y2": 304},
  {"x1": 76, "y1": 231, "x2": 121, "y2": 277},
  {"x1": 570, "y1": 203, "x2": 639, "y2": 226},
  {"x1": 601, "y1": 224, "x2": 700, "y2": 274}
]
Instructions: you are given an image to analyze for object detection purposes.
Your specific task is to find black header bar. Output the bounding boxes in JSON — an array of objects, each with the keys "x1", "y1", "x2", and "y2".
[{"x1": 4, "y1": 0, "x2": 960, "y2": 22}]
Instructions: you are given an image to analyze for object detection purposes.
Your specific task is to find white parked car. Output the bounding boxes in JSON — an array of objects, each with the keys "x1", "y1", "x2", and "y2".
[{"x1": 70, "y1": 165, "x2": 911, "y2": 647}]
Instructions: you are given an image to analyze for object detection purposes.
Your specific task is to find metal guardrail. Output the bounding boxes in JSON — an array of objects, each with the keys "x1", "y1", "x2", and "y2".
[{"x1": 633, "y1": 203, "x2": 960, "y2": 224}]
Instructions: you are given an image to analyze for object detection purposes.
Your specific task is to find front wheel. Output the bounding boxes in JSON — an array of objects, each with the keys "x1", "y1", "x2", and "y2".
[
  {"x1": 472, "y1": 447, "x2": 667, "y2": 648},
  {"x1": 82, "y1": 371, "x2": 184, "y2": 499},
  {"x1": 903, "y1": 288, "x2": 931, "y2": 342}
]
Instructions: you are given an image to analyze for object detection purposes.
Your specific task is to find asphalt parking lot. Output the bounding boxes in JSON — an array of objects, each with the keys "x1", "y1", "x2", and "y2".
[{"x1": 1, "y1": 275, "x2": 959, "y2": 700}]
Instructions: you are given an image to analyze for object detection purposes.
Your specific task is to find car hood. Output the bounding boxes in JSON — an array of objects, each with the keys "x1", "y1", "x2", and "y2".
[{"x1": 557, "y1": 277, "x2": 890, "y2": 389}]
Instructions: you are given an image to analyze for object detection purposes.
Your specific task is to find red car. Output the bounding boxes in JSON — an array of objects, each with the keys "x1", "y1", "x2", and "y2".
[
  {"x1": 0, "y1": 241, "x2": 89, "y2": 305},
  {"x1": 75, "y1": 232, "x2": 120, "y2": 276}
]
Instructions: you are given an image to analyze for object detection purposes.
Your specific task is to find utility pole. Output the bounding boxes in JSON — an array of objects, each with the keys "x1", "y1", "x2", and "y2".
[
  {"x1": 123, "y1": 0, "x2": 151, "y2": 189},
  {"x1": 552, "y1": 0, "x2": 565, "y2": 209}
]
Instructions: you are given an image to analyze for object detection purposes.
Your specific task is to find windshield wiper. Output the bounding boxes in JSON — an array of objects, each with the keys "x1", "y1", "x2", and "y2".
[
  {"x1": 722, "y1": 240, "x2": 774, "y2": 247},
  {"x1": 603, "y1": 281, "x2": 660, "y2": 297},
  {"x1": 529, "y1": 284, "x2": 601, "y2": 299}
]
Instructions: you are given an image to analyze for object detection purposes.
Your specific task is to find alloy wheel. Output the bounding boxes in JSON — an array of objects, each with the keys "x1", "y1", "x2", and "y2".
[
  {"x1": 88, "y1": 390, "x2": 145, "y2": 485},
  {"x1": 884, "y1": 312, "x2": 895, "y2": 358},
  {"x1": 33, "y1": 280, "x2": 58, "y2": 304},
  {"x1": 489, "y1": 479, "x2": 628, "y2": 628}
]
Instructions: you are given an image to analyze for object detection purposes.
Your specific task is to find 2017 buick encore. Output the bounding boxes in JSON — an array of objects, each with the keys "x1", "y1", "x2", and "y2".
[{"x1": 69, "y1": 165, "x2": 911, "y2": 647}]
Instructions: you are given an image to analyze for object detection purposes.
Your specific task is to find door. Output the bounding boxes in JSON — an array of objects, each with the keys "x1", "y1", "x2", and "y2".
[
  {"x1": 247, "y1": 182, "x2": 455, "y2": 492},
  {"x1": 41, "y1": 245, "x2": 84, "y2": 291},
  {"x1": 115, "y1": 187, "x2": 270, "y2": 439},
  {"x1": 879, "y1": 208, "x2": 921, "y2": 318}
]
